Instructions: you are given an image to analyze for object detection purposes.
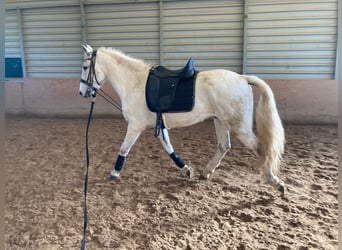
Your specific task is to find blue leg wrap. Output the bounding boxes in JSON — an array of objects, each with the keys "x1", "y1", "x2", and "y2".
[
  {"x1": 170, "y1": 152, "x2": 185, "y2": 168},
  {"x1": 114, "y1": 155, "x2": 126, "y2": 172}
]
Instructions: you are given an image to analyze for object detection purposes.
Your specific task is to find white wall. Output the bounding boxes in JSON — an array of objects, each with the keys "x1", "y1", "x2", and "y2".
[{"x1": 5, "y1": 78, "x2": 338, "y2": 124}]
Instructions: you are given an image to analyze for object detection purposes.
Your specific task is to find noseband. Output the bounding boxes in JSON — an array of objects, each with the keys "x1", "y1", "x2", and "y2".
[{"x1": 80, "y1": 50, "x2": 101, "y2": 97}]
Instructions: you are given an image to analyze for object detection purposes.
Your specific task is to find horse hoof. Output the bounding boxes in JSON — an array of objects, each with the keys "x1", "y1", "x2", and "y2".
[
  {"x1": 181, "y1": 165, "x2": 193, "y2": 179},
  {"x1": 110, "y1": 170, "x2": 120, "y2": 181},
  {"x1": 199, "y1": 173, "x2": 210, "y2": 180},
  {"x1": 186, "y1": 169, "x2": 194, "y2": 178},
  {"x1": 199, "y1": 175, "x2": 208, "y2": 180},
  {"x1": 109, "y1": 175, "x2": 119, "y2": 181},
  {"x1": 278, "y1": 181, "x2": 285, "y2": 197}
]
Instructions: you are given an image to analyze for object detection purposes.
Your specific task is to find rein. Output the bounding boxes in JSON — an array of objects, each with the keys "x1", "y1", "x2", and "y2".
[{"x1": 97, "y1": 89, "x2": 122, "y2": 112}]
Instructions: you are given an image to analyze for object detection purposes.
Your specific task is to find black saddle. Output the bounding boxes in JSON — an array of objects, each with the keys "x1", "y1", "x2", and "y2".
[
  {"x1": 145, "y1": 58, "x2": 198, "y2": 136},
  {"x1": 150, "y1": 58, "x2": 195, "y2": 78}
]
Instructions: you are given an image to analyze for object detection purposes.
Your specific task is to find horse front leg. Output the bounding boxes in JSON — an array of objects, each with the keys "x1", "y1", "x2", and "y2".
[
  {"x1": 110, "y1": 124, "x2": 143, "y2": 180},
  {"x1": 158, "y1": 128, "x2": 193, "y2": 178}
]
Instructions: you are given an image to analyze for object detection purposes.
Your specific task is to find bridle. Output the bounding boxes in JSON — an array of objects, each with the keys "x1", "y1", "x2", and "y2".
[
  {"x1": 80, "y1": 49, "x2": 122, "y2": 111},
  {"x1": 80, "y1": 50, "x2": 101, "y2": 98}
]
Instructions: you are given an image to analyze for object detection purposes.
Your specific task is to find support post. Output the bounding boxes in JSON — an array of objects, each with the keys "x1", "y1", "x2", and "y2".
[
  {"x1": 17, "y1": 8, "x2": 26, "y2": 78},
  {"x1": 335, "y1": 0, "x2": 340, "y2": 80},
  {"x1": 242, "y1": 0, "x2": 248, "y2": 75},
  {"x1": 80, "y1": 0, "x2": 87, "y2": 44},
  {"x1": 0, "y1": 1, "x2": 5, "y2": 249},
  {"x1": 159, "y1": 0, "x2": 164, "y2": 65}
]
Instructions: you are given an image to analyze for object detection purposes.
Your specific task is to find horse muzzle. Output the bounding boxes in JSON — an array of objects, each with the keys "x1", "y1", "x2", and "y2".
[{"x1": 79, "y1": 85, "x2": 97, "y2": 98}]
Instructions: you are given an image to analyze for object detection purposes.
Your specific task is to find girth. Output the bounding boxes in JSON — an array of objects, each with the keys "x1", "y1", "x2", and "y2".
[{"x1": 145, "y1": 58, "x2": 198, "y2": 136}]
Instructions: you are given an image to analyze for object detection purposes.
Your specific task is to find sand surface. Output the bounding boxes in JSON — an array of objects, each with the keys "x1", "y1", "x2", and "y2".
[{"x1": 5, "y1": 117, "x2": 338, "y2": 250}]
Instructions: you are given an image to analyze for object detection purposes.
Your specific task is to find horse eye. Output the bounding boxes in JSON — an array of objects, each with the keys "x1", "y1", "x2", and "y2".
[{"x1": 83, "y1": 66, "x2": 88, "y2": 70}]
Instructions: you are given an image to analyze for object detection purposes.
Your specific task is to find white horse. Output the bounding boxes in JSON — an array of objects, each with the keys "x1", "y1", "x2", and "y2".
[{"x1": 79, "y1": 44, "x2": 285, "y2": 194}]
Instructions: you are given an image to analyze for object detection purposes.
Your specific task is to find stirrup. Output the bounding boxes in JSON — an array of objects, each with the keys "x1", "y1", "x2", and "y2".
[{"x1": 155, "y1": 112, "x2": 163, "y2": 137}]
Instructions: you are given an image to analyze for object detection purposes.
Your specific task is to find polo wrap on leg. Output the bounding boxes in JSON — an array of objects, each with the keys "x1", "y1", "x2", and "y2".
[
  {"x1": 169, "y1": 152, "x2": 185, "y2": 168},
  {"x1": 114, "y1": 155, "x2": 126, "y2": 172}
]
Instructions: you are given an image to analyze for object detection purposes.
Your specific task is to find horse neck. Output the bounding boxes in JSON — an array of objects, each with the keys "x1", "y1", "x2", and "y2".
[{"x1": 97, "y1": 49, "x2": 150, "y2": 101}]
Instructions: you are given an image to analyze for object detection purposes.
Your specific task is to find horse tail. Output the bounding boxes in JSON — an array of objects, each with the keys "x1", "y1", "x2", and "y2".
[{"x1": 243, "y1": 75, "x2": 285, "y2": 180}]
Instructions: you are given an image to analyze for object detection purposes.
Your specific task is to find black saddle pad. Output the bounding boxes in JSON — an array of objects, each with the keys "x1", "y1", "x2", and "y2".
[{"x1": 145, "y1": 68, "x2": 197, "y2": 114}]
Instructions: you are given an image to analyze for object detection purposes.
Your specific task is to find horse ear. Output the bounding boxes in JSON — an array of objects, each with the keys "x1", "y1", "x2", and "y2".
[
  {"x1": 86, "y1": 44, "x2": 93, "y2": 51},
  {"x1": 81, "y1": 44, "x2": 93, "y2": 53},
  {"x1": 82, "y1": 44, "x2": 88, "y2": 52}
]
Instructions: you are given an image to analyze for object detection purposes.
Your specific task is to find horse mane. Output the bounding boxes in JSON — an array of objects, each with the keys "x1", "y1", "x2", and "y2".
[{"x1": 98, "y1": 47, "x2": 151, "y2": 70}]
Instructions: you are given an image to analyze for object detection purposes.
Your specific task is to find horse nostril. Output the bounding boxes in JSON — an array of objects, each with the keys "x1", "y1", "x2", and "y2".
[{"x1": 79, "y1": 91, "x2": 83, "y2": 96}]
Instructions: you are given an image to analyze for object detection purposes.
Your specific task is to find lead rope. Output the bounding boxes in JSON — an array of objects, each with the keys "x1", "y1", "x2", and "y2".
[{"x1": 81, "y1": 98, "x2": 95, "y2": 250}]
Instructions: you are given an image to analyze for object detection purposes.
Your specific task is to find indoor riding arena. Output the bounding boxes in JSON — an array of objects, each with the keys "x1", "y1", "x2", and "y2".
[{"x1": 5, "y1": 1, "x2": 338, "y2": 250}]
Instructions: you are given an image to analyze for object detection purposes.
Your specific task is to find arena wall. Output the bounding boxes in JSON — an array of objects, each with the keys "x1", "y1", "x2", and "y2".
[{"x1": 5, "y1": 78, "x2": 338, "y2": 124}]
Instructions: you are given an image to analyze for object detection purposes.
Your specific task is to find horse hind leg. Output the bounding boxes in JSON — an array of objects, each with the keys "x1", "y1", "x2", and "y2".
[
  {"x1": 266, "y1": 166, "x2": 285, "y2": 195},
  {"x1": 236, "y1": 122, "x2": 285, "y2": 195},
  {"x1": 201, "y1": 118, "x2": 231, "y2": 179}
]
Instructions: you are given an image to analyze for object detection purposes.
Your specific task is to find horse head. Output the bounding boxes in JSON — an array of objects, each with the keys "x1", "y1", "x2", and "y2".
[{"x1": 79, "y1": 44, "x2": 106, "y2": 98}]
